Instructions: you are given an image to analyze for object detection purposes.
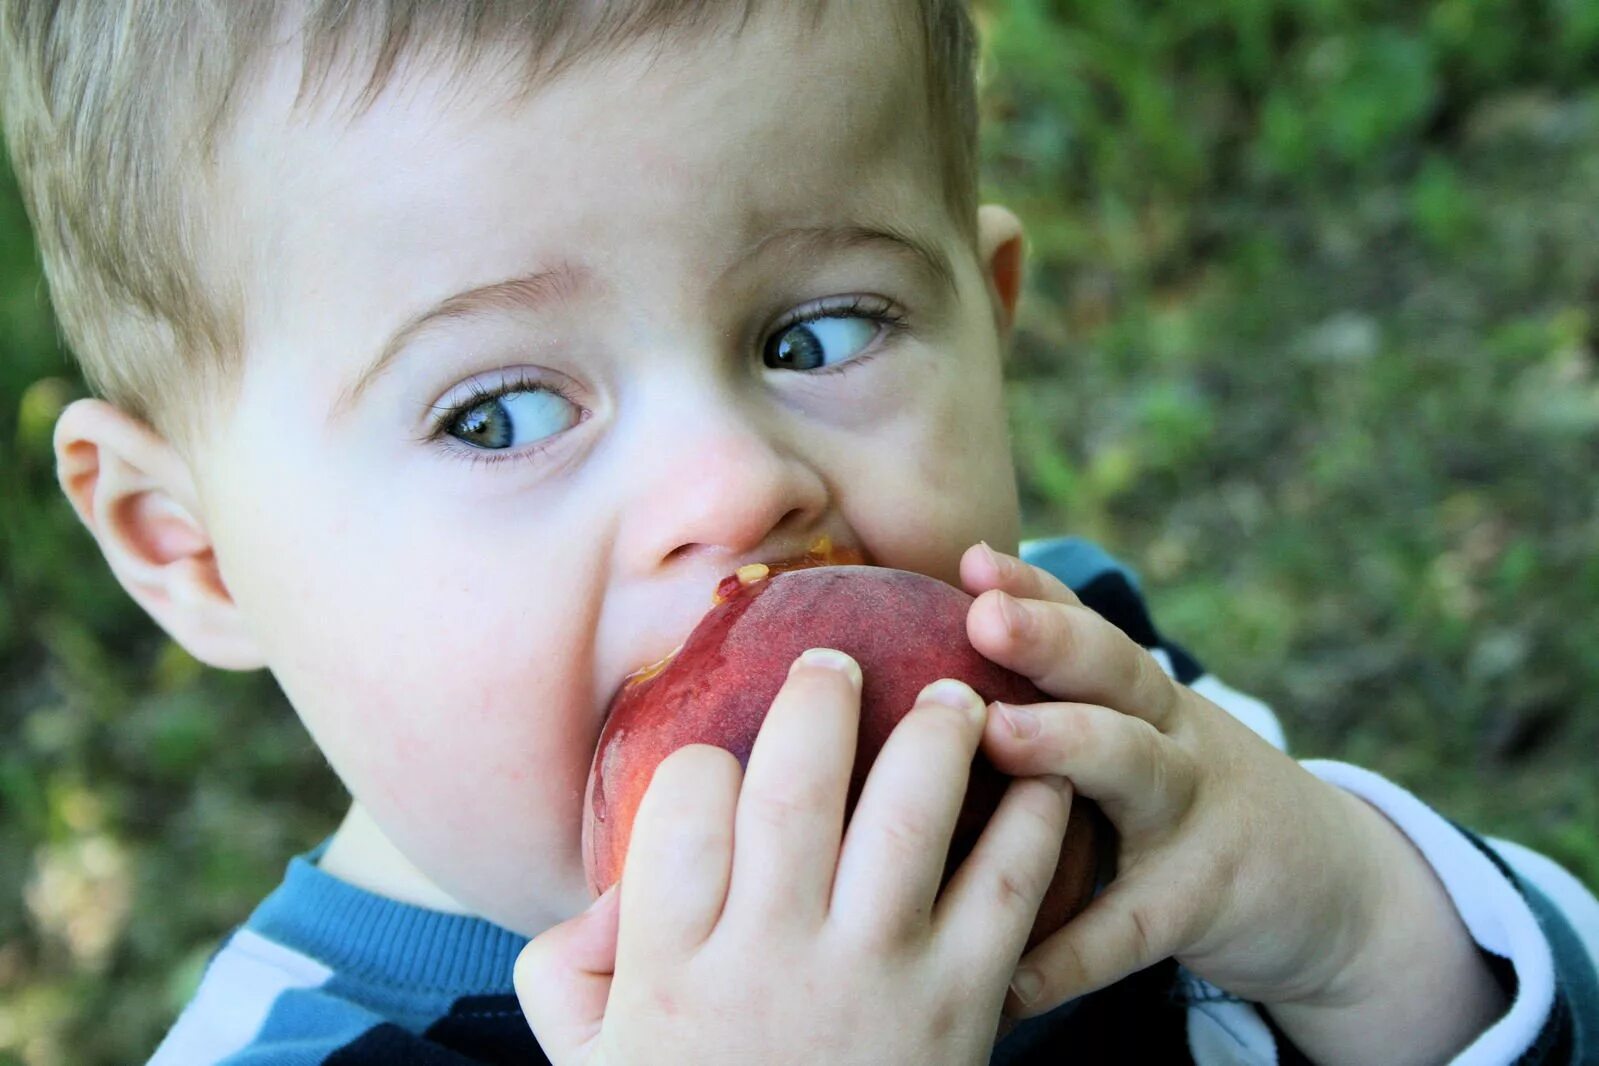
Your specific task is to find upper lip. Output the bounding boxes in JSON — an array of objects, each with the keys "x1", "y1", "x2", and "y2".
[{"x1": 604, "y1": 539, "x2": 871, "y2": 711}]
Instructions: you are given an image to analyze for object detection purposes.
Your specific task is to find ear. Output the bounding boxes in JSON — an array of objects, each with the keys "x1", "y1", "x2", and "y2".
[
  {"x1": 54, "y1": 398, "x2": 266, "y2": 670},
  {"x1": 978, "y1": 203, "x2": 1027, "y2": 343}
]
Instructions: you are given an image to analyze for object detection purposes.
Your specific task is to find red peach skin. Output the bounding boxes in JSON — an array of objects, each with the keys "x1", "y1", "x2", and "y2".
[{"x1": 583, "y1": 565, "x2": 1104, "y2": 950}]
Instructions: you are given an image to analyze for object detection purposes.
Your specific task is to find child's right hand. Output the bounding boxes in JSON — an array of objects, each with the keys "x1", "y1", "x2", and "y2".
[{"x1": 515, "y1": 648, "x2": 1075, "y2": 1066}]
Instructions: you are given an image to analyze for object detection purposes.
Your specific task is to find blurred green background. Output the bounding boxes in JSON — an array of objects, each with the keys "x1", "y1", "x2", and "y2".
[{"x1": 3, "y1": 0, "x2": 1598, "y2": 1061}]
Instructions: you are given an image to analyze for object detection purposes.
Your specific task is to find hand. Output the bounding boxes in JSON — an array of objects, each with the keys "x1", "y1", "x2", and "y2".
[
  {"x1": 515, "y1": 647, "x2": 1075, "y2": 1066},
  {"x1": 957, "y1": 542, "x2": 1504, "y2": 1062}
]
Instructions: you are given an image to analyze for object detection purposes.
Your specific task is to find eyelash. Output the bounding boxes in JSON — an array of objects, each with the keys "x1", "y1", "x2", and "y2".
[{"x1": 424, "y1": 296, "x2": 908, "y2": 469}]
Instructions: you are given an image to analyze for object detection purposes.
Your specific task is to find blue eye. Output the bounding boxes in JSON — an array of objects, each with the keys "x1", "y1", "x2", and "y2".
[
  {"x1": 446, "y1": 387, "x2": 579, "y2": 450},
  {"x1": 764, "y1": 313, "x2": 882, "y2": 371}
]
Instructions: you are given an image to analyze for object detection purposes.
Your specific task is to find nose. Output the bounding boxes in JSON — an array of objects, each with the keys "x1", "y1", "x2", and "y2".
[{"x1": 615, "y1": 382, "x2": 830, "y2": 574}]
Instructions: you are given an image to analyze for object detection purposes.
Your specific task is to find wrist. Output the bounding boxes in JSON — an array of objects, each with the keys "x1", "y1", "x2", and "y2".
[{"x1": 1264, "y1": 788, "x2": 1507, "y2": 1064}]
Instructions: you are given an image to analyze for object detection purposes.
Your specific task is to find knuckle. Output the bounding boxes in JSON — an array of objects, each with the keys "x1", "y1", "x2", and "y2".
[
  {"x1": 873, "y1": 803, "x2": 940, "y2": 860},
  {"x1": 635, "y1": 790, "x2": 731, "y2": 866},
  {"x1": 991, "y1": 863, "x2": 1049, "y2": 917},
  {"x1": 744, "y1": 777, "x2": 834, "y2": 832},
  {"x1": 1136, "y1": 651, "x2": 1180, "y2": 717},
  {"x1": 1125, "y1": 902, "x2": 1168, "y2": 964},
  {"x1": 1022, "y1": 561, "x2": 1077, "y2": 607},
  {"x1": 1037, "y1": 705, "x2": 1092, "y2": 766},
  {"x1": 1167, "y1": 747, "x2": 1200, "y2": 810},
  {"x1": 1136, "y1": 723, "x2": 1170, "y2": 799},
  {"x1": 668, "y1": 818, "x2": 733, "y2": 865},
  {"x1": 1057, "y1": 940, "x2": 1090, "y2": 990},
  {"x1": 1043, "y1": 605, "x2": 1080, "y2": 661},
  {"x1": 844, "y1": 907, "x2": 921, "y2": 952},
  {"x1": 1126, "y1": 645, "x2": 1156, "y2": 698}
]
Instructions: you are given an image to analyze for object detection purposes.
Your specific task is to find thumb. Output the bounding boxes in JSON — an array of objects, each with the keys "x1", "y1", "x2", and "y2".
[{"x1": 515, "y1": 883, "x2": 620, "y2": 1064}]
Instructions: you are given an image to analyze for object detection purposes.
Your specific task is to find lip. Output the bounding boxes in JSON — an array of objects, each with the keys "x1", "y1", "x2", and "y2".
[{"x1": 603, "y1": 535, "x2": 870, "y2": 714}]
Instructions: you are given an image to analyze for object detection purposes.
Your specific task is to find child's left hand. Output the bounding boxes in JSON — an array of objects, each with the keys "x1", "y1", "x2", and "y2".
[{"x1": 959, "y1": 543, "x2": 1507, "y2": 1064}]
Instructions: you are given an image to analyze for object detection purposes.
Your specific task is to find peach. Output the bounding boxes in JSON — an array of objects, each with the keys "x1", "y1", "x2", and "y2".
[{"x1": 583, "y1": 564, "x2": 1104, "y2": 949}]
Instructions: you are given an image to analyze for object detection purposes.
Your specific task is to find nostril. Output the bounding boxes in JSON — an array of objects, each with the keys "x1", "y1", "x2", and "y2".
[
  {"x1": 661, "y1": 509, "x2": 812, "y2": 569},
  {"x1": 661, "y1": 542, "x2": 701, "y2": 566}
]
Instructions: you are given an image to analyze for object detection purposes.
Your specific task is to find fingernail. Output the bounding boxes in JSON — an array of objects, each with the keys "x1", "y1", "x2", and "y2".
[
  {"x1": 918, "y1": 678, "x2": 984, "y2": 722},
  {"x1": 996, "y1": 591, "x2": 1030, "y2": 638},
  {"x1": 979, "y1": 539, "x2": 1005, "y2": 575},
  {"x1": 998, "y1": 701, "x2": 1039, "y2": 740},
  {"x1": 1010, "y1": 967, "x2": 1043, "y2": 1005},
  {"x1": 796, "y1": 647, "x2": 862, "y2": 688}
]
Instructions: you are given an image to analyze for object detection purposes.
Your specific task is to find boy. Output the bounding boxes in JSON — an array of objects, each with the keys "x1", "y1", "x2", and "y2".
[{"x1": 1, "y1": 0, "x2": 1594, "y2": 1062}]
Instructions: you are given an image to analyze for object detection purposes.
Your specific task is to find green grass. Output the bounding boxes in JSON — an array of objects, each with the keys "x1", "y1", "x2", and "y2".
[{"x1": 3, "y1": 2, "x2": 1598, "y2": 1061}]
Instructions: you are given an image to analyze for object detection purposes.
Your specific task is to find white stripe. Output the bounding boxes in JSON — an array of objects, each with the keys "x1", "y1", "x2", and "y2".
[
  {"x1": 149, "y1": 929, "x2": 333, "y2": 1065},
  {"x1": 1187, "y1": 996, "x2": 1278, "y2": 1065},
  {"x1": 1302, "y1": 761, "x2": 1557, "y2": 1065}
]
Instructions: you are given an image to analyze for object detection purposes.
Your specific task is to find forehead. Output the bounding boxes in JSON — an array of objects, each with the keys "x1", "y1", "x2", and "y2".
[{"x1": 219, "y1": 3, "x2": 949, "y2": 350}]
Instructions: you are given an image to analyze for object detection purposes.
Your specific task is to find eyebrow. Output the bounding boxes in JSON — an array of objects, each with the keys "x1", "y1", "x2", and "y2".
[
  {"x1": 720, "y1": 222, "x2": 958, "y2": 300},
  {"x1": 332, "y1": 265, "x2": 584, "y2": 418},
  {"x1": 333, "y1": 221, "x2": 956, "y2": 417}
]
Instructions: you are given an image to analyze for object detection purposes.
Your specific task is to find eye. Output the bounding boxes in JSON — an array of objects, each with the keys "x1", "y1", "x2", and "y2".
[
  {"x1": 763, "y1": 310, "x2": 885, "y2": 372},
  {"x1": 443, "y1": 386, "x2": 580, "y2": 451}
]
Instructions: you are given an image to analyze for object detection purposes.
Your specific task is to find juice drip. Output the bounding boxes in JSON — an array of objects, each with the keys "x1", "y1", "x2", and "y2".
[
  {"x1": 620, "y1": 643, "x2": 682, "y2": 690},
  {"x1": 711, "y1": 535, "x2": 867, "y2": 605}
]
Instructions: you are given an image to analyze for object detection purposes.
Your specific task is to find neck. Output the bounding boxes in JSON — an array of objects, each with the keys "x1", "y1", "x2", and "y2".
[{"x1": 318, "y1": 802, "x2": 472, "y2": 915}]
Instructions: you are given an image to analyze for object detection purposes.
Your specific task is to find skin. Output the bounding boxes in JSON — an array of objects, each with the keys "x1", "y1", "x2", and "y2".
[{"x1": 54, "y1": 4, "x2": 1503, "y2": 1063}]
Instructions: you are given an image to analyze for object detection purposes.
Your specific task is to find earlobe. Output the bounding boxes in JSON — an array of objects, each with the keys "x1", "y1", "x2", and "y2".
[
  {"x1": 54, "y1": 398, "x2": 267, "y2": 670},
  {"x1": 978, "y1": 204, "x2": 1027, "y2": 340}
]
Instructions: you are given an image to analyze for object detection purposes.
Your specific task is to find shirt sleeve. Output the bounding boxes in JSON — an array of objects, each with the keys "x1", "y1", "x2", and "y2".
[{"x1": 1019, "y1": 535, "x2": 1599, "y2": 1066}]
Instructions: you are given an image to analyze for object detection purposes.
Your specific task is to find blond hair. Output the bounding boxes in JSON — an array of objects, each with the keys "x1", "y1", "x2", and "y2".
[{"x1": 0, "y1": 1, "x2": 978, "y2": 441}]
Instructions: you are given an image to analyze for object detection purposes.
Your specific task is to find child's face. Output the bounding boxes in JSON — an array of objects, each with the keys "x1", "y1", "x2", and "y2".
[{"x1": 194, "y1": 4, "x2": 1023, "y2": 933}]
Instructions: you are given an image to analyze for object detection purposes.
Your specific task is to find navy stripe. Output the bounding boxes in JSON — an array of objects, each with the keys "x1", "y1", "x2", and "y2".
[
  {"x1": 1072, "y1": 570, "x2": 1205, "y2": 684},
  {"x1": 991, "y1": 959, "x2": 1191, "y2": 1064},
  {"x1": 421, "y1": 995, "x2": 548, "y2": 1065},
  {"x1": 320, "y1": 995, "x2": 548, "y2": 1065}
]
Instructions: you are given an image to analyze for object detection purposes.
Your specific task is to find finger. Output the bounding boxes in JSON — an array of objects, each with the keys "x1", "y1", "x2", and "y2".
[
  {"x1": 723, "y1": 647, "x2": 861, "y2": 929},
  {"x1": 1004, "y1": 879, "x2": 1187, "y2": 1017},
  {"x1": 828, "y1": 678, "x2": 989, "y2": 943},
  {"x1": 967, "y1": 590, "x2": 1179, "y2": 730},
  {"x1": 935, "y1": 774, "x2": 1073, "y2": 974},
  {"x1": 981, "y1": 701, "x2": 1194, "y2": 835},
  {"x1": 514, "y1": 884, "x2": 619, "y2": 1064},
  {"x1": 959, "y1": 542, "x2": 1083, "y2": 607},
  {"x1": 617, "y1": 743, "x2": 741, "y2": 965}
]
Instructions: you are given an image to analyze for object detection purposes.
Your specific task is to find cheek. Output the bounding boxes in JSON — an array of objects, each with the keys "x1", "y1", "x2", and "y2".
[
  {"x1": 280, "y1": 559, "x2": 592, "y2": 800},
  {"x1": 210, "y1": 458, "x2": 604, "y2": 876},
  {"x1": 845, "y1": 349, "x2": 1019, "y2": 580},
  {"x1": 914, "y1": 370, "x2": 1012, "y2": 489}
]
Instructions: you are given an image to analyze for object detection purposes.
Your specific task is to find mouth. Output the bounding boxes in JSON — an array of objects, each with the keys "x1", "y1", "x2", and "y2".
[
  {"x1": 607, "y1": 535, "x2": 869, "y2": 709},
  {"x1": 710, "y1": 534, "x2": 868, "y2": 605}
]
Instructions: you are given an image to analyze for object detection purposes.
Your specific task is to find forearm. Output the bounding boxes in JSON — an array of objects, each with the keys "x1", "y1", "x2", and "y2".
[{"x1": 1266, "y1": 789, "x2": 1507, "y2": 1065}]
